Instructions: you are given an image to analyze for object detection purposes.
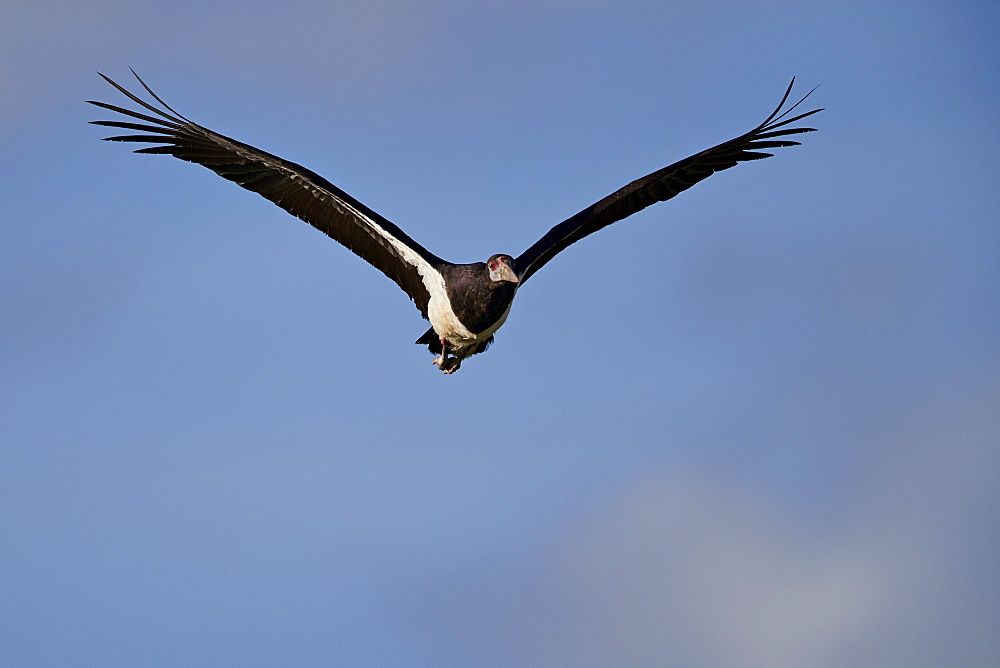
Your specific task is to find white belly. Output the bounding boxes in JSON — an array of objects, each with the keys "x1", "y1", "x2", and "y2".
[
  {"x1": 425, "y1": 278, "x2": 515, "y2": 346},
  {"x1": 427, "y1": 291, "x2": 476, "y2": 342}
]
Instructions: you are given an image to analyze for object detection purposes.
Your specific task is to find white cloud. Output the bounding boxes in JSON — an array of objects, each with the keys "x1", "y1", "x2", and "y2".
[{"x1": 424, "y1": 369, "x2": 1000, "y2": 666}]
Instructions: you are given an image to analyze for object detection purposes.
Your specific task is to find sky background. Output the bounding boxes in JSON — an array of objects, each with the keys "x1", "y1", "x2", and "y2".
[{"x1": 2, "y1": 1, "x2": 998, "y2": 665}]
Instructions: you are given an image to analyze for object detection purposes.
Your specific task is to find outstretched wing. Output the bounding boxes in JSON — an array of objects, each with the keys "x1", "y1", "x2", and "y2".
[
  {"x1": 89, "y1": 70, "x2": 445, "y2": 317},
  {"x1": 515, "y1": 79, "x2": 822, "y2": 284}
]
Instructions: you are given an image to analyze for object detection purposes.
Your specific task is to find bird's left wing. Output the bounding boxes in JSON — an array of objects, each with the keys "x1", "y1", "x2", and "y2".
[
  {"x1": 89, "y1": 70, "x2": 445, "y2": 318},
  {"x1": 515, "y1": 79, "x2": 822, "y2": 284}
]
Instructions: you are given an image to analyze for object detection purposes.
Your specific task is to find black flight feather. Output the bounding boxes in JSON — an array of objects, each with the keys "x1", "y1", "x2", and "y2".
[
  {"x1": 89, "y1": 70, "x2": 444, "y2": 318},
  {"x1": 514, "y1": 78, "x2": 822, "y2": 283}
]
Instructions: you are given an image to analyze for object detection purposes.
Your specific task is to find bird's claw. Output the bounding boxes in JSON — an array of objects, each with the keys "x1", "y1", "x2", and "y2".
[{"x1": 432, "y1": 354, "x2": 461, "y2": 374}]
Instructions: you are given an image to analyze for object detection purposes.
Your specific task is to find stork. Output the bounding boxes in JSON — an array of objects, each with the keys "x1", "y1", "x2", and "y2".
[{"x1": 90, "y1": 71, "x2": 820, "y2": 374}]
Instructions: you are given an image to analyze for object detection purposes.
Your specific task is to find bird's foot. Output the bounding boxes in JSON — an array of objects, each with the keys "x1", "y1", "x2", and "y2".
[
  {"x1": 432, "y1": 354, "x2": 462, "y2": 374},
  {"x1": 432, "y1": 337, "x2": 461, "y2": 373}
]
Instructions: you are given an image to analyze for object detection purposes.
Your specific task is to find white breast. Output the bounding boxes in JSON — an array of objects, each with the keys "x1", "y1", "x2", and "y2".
[
  {"x1": 423, "y1": 273, "x2": 517, "y2": 345},
  {"x1": 423, "y1": 270, "x2": 476, "y2": 342}
]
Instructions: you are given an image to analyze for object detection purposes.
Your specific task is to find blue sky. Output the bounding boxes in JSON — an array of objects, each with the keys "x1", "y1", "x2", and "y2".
[{"x1": 2, "y1": 1, "x2": 998, "y2": 665}]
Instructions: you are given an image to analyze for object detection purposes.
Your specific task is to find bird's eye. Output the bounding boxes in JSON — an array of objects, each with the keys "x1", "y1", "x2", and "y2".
[{"x1": 488, "y1": 262, "x2": 496, "y2": 271}]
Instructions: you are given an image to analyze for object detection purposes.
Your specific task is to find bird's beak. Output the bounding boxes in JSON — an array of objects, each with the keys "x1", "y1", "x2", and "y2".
[{"x1": 499, "y1": 263, "x2": 519, "y2": 283}]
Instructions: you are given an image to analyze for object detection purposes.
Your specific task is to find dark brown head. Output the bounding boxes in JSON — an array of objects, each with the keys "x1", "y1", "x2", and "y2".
[{"x1": 487, "y1": 254, "x2": 519, "y2": 283}]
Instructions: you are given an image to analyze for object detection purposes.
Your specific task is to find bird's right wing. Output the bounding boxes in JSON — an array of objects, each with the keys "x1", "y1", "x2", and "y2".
[
  {"x1": 89, "y1": 70, "x2": 445, "y2": 318},
  {"x1": 515, "y1": 79, "x2": 822, "y2": 284}
]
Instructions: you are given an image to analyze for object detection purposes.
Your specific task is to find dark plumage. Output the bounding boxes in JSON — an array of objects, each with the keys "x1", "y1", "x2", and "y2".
[{"x1": 89, "y1": 70, "x2": 821, "y2": 374}]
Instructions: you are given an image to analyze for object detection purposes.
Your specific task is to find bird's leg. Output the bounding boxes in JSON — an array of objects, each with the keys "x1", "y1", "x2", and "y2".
[
  {"x1": 432, "y1": 338, "x2": 448, "y2": 370},
  {"x1": 431, "y1": 338, "x2": 463, "y2": 374},
  {"x1": 440, "y1": 344, "x2": 463, "y2": 374}
]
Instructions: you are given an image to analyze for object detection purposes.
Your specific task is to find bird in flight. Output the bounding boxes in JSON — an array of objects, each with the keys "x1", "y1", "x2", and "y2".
[{"x1": 90, "y1": 71, "x2": 820, "y2": 374}]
